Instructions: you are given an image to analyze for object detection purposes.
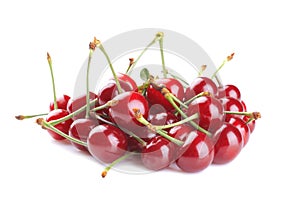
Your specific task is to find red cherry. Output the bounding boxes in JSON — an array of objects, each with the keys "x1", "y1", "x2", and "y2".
[
  {"x1": 141, "y1": 136, "x2": 175, "y2": 171},
  {"x1": 184, "y1": 77, "x2": 218, "y2": 101},
  {"x1": 115, "y1": 73, "x2": 138, "y2": 91},
  {"x1": 147, "y1": 78, "x2": 184, "y2": 111},
  {"x1": 218, "y1": 84, "x2": 241, "y2": 99},
  {"x1": 87, "y1": 124, "x2": 127, "y2": 163},
  {"x1": 176, "y1": 131, "x2": 214, "y2": 172},
  {"x1": 186, "y1": 96, "x2": 224, "y2": 133},
  {"x1": 227, "y1": 116, "x2": 250, "y2": 147},
  {"x1": 66, "y1": 92, "x2": 98, "y2": 120},
  {"x1": 213, "y1": 123, "x2": 243, "y2": 164},
  {"x1": 243, "y1": 116, "x2": 256, "y2": 133},
  {"x1": 49, "y1": 94, "x2": 70, "y2": 111},
  {"x1": 45, "y1": 109, "x2": 73, "y2": 140},
  {"x1": 109, "y1": 91, "x2": 149, "y2": 135},
  {"x1": 69, "y1": 118, "x2": 99, "y2": 151},
  {"x1": 220, "y1": 97, "x2": 245, "y2": 121}
]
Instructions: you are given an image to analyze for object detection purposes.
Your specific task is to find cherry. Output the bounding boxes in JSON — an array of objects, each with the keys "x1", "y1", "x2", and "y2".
[
  {"x1": 148, "y1": 104, "x2": 179, "y2": 130},
  {"x1": 220, "y1": 97, "x2": 245, "y2": 121},
  {"x1": 69, "y1": 118, "x2": 99, "y2": 151},
  {"x1": 108, "y1": 91, "x2": 149, "y2": 135},
  {"x1": 115, "y1": 72, "x2": 138, "y2": 91},
  {"x1": 186, "y1": 96, "x2": 224, "y2": 133},
  {"x1": 87, "y1": 124, "x2": 127, "y2": 163},
  {"x1": 50, "y1": 94, "x2": 70, "y2": 111},
  {"x1": 45, "y1": 109, "x2": 73, "y2": 140},
  {"x1": 184, "y1": 77, "x2": 218, "y2": 101},
  {"x1": 243, "y1": 116, "x2": 256, "y2": 133},
  {"x1": 218, "y1": 84, "x2": 241, "y2": 99},
  {"x1": 66, "y1": 92, "x2": 98, "y2": 120},
  {"x1": 141, "y1": 136, "x2": 175, "y2": 171},
  {"x1": 227, "y1": 116, "x2": 250, "y2": 147},
  {"x1": 176, "y1": 130, "x2": 214, "y2": 172},
  {"x1": 213, "y1": 122, "x2": 243, "y2": 164}
]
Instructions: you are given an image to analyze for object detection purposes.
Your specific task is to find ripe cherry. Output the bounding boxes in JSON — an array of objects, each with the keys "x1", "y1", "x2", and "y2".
[
  {"x1": 69, "y1": 118, "x2": 99, "y2": 151},
  {"x1": 115, "y1": 72, "x2": 138, "y2": 91},
  {"x1": 176, "y1": 130, "x2": 214, "y2": 172},
  {"x1": 141, "y1": 136, "x2": 175, "y2": 171},
  {"x1": 186, "y1": 96, "x2": 224, "y2": 133},
  {"x1": 45, "y1": 109, "x2": 73, "y2": 140},
  {"x1": 220, "y1": 97, "x2": 244, "y2": 121},
  {"x1": 87, "y1": 124, "x2": 127, "y2": 163},
  {"x1": 184, "y1": 77, "x2": 218, "y2": 101},
  {"x1": 49, "y1": 94, "x2": 70, "y2": 111},
  {"x1": 147, "y1": 78, "x2": 184, "y2": 111},
  {"x1": 213, "y1": 122, "x2": 243, "y2": 164},
  {"x1": 218, "y1": 84, "x2": 241, "y2": 99},
  {"x1": 227, "y1": 116, "x2": 250, "y2": 147}
]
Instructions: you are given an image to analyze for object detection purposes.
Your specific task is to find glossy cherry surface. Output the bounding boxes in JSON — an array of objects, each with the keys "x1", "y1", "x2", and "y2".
[
  {"x1": 213, "y1": 123, "x2": 243, "y2": 164},
  {"x1": 227, "y1": 116, "x2": 250, "y2": 147},
  {"x1": 45, "y1": 109, "x2": 73, "y2": 140},
  {"x1": 141, "y1": 136, "x2": 175, "y2": 171},
  {"x1": 87, "y1": 124, "x2": 127, "y2": 163},
  {"x1": 220, "y1": 97, "x2": 244, "y2": 121},
  {"x1": 49, "y1": 94, "x2": 70, "y2": 111},
  {"x1": 185, "y1": 77, "x2": 218, "y2": 101},
  {"x1": 186, "y1": 96, "x2": 224, "y2": 132},
  {"x1": 147, "y1": 78, "x2": 184, "y2": 111},
  {"x1": 176, "y1": 131, "x2": 214, "y2": 172},
  {"x1": 69, "y1": 118, "x2": 99, "y2": 151},
  {"x1": 218, "y1": 84, "x2": 241, "y2": 99}
]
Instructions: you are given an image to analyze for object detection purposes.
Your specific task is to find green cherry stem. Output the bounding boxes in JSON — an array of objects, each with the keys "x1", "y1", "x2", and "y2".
[
  {"x1": 47, "y1": 52, "x2": 58, "y2": 110},
  {"x1": 15, "y1": 113, "x2": 48, "y2": 120},
  {"x1": 37, "y1": 118, "x2": 87, "y2": 146},
  {"x1": 90, "y1": 100, "x2": 118, "y2": 112},
  {"x1": 169, "y1": 93, "x2": 188, "y2": 109},
  {"x1": 102, "y1": 152, "x2": 136, "y2": 178},
  {"x1": 49, "y1": 99, "x2": 98, "y2": 126},
  {"x1": 154, "y1": 113, "x2": 199, "y2": 130},
  {"x1": 158, "y1": 32, "x2": 167, "y2": 78},
  {"x1": 86, "y1": 44, "x2": 95, "y2": 118},
  {"x1": 126, "y1": 32, "x2": 162, "y2": 75},
  {"x1": 211, "y1": 53, "x2": 235, "y2": 80},
  {"x1": 184, "y1": 91, "x2": 211, "y2": 105},
  {"x1": 224, "y1": 111, "x2": 261, "y2": 120}
]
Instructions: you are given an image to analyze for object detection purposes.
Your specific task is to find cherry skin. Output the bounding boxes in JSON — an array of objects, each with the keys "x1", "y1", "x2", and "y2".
[
  {"x1": 49, "y1": 94, "x2": 70, "y2": 111},
  {"x1": 66, "y1": 92, "x2": 98, "y2": 120},
  {"x1": 186, "y1": 96, "x2": 224, "y2": 133},
  {"x1": 109, "y1": 91, "x2": 149, "y2": 136},
  {"x1": 45, "y1": 109, "x2": 73, "y2": 140},
  {"x1": 176, "y1": 130, "x2": 214, "y2": 172},
  {"x1": 141, "y1": 136, "x2": 175, "y2": 171},
  {"x1": 227, "y1": 116, "x2": 250, "y2": 147},
  {"x1": 218, "y1": 84, "x2": 241, "y2": 99},
  {"x1": 243, "y1": 116, "x2": 256, "y2": 133},
  {"x1": 185, "y1": 77, "x2": 218, "y2": 101},
  {"x1": 147, "y1": 78, "x2": 184, "y2": 111},
  {"x1": 114, "y1": 72, "x2": 138, "y2": 91},
  {"x1": 213, "y1": 122, "x2": 243, "y2": 164},
  {"x1": 220, "y1": 97, "x2": 245, "y2": 121},
  {"x1": 68, "y1": 118, "x2": 99, "y2": 151},
  {"x1": 87, "y1": 124, "x2": 127, "y2": 163}
]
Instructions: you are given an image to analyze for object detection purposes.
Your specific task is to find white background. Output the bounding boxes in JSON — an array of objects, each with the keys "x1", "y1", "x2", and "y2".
[{"x1": 1, "y1": 0, "x2": 299, "y2": 199}]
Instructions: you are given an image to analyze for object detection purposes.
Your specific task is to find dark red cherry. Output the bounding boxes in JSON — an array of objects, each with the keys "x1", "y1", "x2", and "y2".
[
  {"x1": 227, "y1": 116, "x2": 250, "y2": 147},
  {"x1": 186, "y1": 96, "x2": 224, "y2": 133},
  {"x1": 184, "y1": 77, "x2": 218, "y2": 101},
  {"x1": 220, "y1": 97, "x2": 244, "y2": 121},
  {"x1": 69, "y1": 118, "x2": 99, "y2": 151},
  {"x1": 147, "y1": 78, "x2": 184, "y2": 111},
  {"x1": 87, "y1": 124, "x2": 127, "y2": 163},
  {"x1": 141, "y1": 136, "x2": 175, "y2": 171},
  {"x1": 218, "y1": 84, "x2": 241, "y2": 99},
  {"x1": 109, "y1": 91, "x2": 149, "y2": 134},
  {"x1": 176, "y1": 131, "x2": 214, "y2": 172},
  {"x1": 213, "y1": 123, "x2": 243, "y2": 164},
  {"x1": 45, "y1": 109, "x2": 73, "y2": 140},
  {"x1": 49, "y1": 94, "x2": 70, "y2": 111},
  {"x1": 115, "y1": 73, "x2": 138, "y2": 91},
  {"x1": 66, "y1": 92, "x2": 98, "y2": 120}
]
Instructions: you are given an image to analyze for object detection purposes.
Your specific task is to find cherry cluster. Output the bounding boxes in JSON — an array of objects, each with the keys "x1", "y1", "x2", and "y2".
[{"x1": 16, "y1": 33, "x2": 260, "y2": 177}]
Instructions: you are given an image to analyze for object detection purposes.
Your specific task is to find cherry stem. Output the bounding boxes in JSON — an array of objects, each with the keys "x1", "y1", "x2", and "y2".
[
  {"x1": 224, "y1": 111, "x2": 261, "y2": 120},
  {"x1": 96, "y1": 39, "x2": 122, "y2": 94},
  {"x1": 49, "y1": 99, "x2": 98, "y2": 126},
  {"x1": 126, "y1": 32, "x2": 162, "y2": 75},
  {"x1": 15, "y1": 113, "x2": 48, "y2": 120},
  {"x1": 37, "y1": 118, "x2": 87, "y2": 146},
  {"x1": 47, "y1": 52, "x2": 58, "y2": 110},
  {"x1": 169, "y1": 93, "x2": 188, "y2": 109},
  {"x1": 102, "y1": 152, "x2": 136, "y2": 178},
  {"x1": 90, "y1": 100, "x2": 118, "y2": 112},
  {"x1": 211, "y1": 53, "x2": 235, "y2": 80},
  {"x1": 198, "y1": 64, "x2": 207, "y2": 77},
  {"x1": 158, "y1": 32, "x2": 167, "y2": 78},
  {"x1": 154, "y1": 113, "x2": 199, "y2": 130},
  {"x1": 85, "y1": 48, "x2": 94, "y2": 118},
  {"x1": 184, "y1": 91, "x2": 211, "y2": 105},
  {"x1": 164, "y1": 92, "x2": 212, "y2": 136},
  {"x1": 133, "y1": 109, "x2": 184, "y2": 146}
]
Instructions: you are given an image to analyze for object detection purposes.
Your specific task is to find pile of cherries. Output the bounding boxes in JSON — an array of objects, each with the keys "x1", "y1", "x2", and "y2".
[{"x1": 16, "y1": 34, "x2": 260, "y2": 177}]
